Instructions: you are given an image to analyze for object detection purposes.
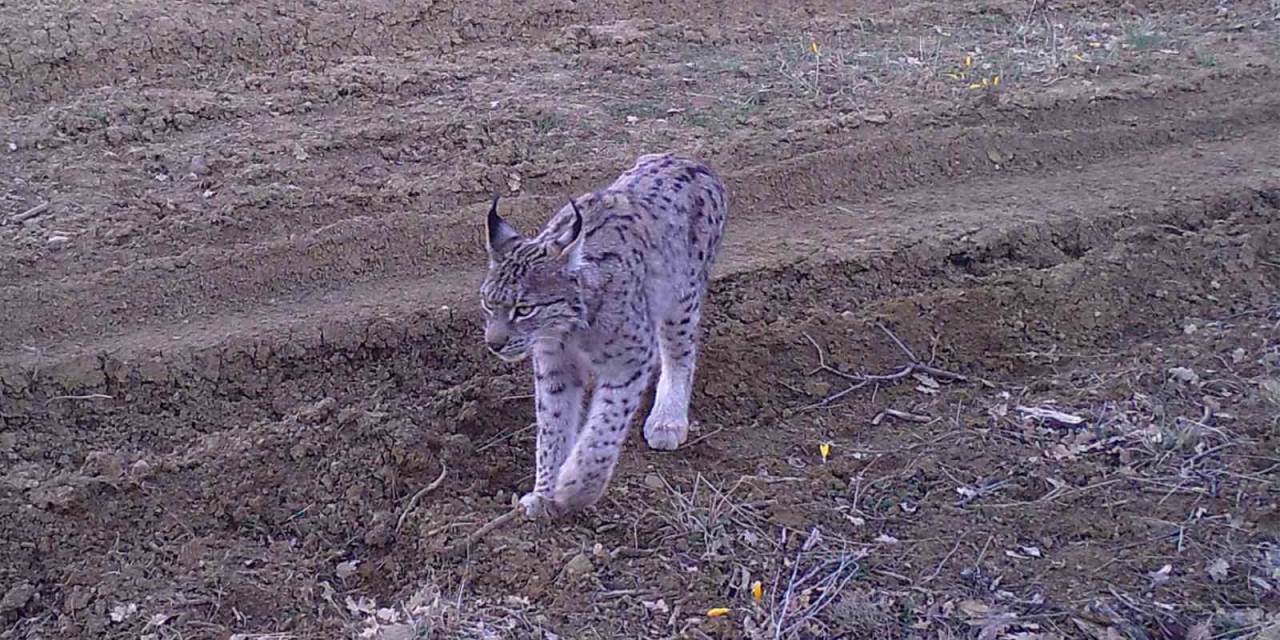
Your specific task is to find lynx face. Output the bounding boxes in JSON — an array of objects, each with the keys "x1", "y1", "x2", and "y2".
[{"x1": 479, "y1": 196, "x2": 586, "y2": 362}]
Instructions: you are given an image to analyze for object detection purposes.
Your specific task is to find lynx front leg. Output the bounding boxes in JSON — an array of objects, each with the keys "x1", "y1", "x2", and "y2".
[
  {"x1": 519, "y1": 342, "x2": 585, "y2": 519},
  {"x1": 552, "y1": 345, "x2": 655, "y2": 515}
]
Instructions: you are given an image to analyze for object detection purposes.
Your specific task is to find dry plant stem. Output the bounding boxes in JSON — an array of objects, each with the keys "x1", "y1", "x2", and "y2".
[
  {"x1": 9, "y1": 201, "x2": 49, "y2": 223},
  {"x1": 476, "y1": 421, "x2": 536, "y2": 453},
  {"x1": 45, "y1": 394, "x2": 113, "y2": 403},
  {"x1": 444, "y1": 506, "x2": 523, "y2": 558},
  {"x1": 396, "y1": 461, "x2": 449, "y2": 532},
  {"x1": 798, "y1": 326, "x2": 994, "y2": 411}
]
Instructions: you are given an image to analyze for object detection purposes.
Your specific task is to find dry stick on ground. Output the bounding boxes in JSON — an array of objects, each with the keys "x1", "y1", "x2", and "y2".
[
  {"x1": 798, "y1": 325, "x2": 993, "y2": 411},
  {"x1": 9, "y1": 201, "x2": 49, "y2": 224},
  {"x1": 45, "y1": 394, "x2": 114, "y2": 403},
  {"x1": 396, "y1": 461, "x2": 449, "y2": 532},
  {"x1": 443, "y1": 504, "x2": 524, "y2": 558},
  {"x1": 476, "y1": 421, "x2": 536, "y2": 453}
]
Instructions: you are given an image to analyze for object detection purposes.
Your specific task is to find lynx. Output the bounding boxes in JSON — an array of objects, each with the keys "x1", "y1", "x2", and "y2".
[{"x1": 479, "y1": 152, "x2": 728, "y2": 519}]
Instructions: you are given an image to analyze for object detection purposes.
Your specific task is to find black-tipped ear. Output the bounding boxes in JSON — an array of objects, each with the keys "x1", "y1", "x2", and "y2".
[
  {"x1": 549, "y1": 198, "x2": 584, "y2": 261},
  {"x1": 485, "y1": 195, "x2": 520, "y2": 259}
]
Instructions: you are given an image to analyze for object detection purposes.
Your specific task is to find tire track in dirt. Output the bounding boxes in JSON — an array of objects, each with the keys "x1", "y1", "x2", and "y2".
[
  {"x1": 2, "y1": 74, "x2": 1279, "y2": 392},
  {"x1": 3, "y1": 125, "x2": 1277, "y2": 403}
]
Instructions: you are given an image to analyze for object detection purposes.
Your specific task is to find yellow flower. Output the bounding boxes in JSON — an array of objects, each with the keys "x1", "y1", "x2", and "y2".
[
  {"x1": 963, "y1": 54, "x2": 973, "y2": 67},
  {"x1": 819, "y1": 443, "x2": 831, "y2": 461},
  {"x1": 707, "y1": 607, "x2": 731, "y2": 617},
  {"x1": 810, "y1": 41, "x2": 820, "y2": 55},
  {"x1": 752, "y1": 581, "x2": 764, "y2": 602},
  {"x1": 992, "y1": 75, "x2": 1001, "y2": 86}
]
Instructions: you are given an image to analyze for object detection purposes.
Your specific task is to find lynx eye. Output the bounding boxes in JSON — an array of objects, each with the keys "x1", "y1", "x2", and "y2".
[{"x1": 511, "y1": 304, "x2": 538, "y2": 320}]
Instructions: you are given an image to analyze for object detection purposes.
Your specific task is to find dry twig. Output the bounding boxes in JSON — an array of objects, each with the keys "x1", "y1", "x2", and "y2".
[
  {"x1": 798, "y1": 325, "x2": 993, "y2": 411},
  {"x1": 9, "y1": 201, "x2": 49, "y2": 223},
  {"x1": 397, "y1": 461, "x2": 449, "y2": 532},
  {"x1": 443, "y1": 504, "x2": 524, "y2": 558}
]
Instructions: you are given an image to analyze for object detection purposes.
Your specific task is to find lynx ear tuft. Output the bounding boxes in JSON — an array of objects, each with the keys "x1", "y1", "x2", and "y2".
[
  {"x1": 547, "y1": 199, "x2": 585, "y2": 266},
  {"x1": 485, "y1": 195, "x2": 520, "y2": 260}
]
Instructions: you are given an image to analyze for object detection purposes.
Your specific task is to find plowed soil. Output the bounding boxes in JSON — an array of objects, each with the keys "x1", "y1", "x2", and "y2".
[{"x1": 2, "y1": 1, "x2": 1279, "y2": 639}]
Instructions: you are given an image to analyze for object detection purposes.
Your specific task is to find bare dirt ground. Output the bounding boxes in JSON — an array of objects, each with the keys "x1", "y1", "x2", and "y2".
[{"x1": 2, "y1": 1, "x2": 1279, "y2": 638}]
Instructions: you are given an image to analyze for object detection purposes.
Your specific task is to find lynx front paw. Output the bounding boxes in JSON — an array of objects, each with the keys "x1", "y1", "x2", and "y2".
[
  {"x1": 518, "y1": 492, "x2": 556, "y2": 519},
  {"x1": 643, "y1": 415, "x2": 689, "y2": 451}
]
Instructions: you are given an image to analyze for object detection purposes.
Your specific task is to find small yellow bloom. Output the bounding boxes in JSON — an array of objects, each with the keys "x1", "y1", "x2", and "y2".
[
  {"x1": 969, "y1": 83, "x2": 983, "y2": 89},
  {"x1": 992, "y1": 75, "x2": 1001, "y2": 86},
  {"x1": 819, "y1": 443, "x2": 831, "y2": 461},
  {"x1": 963, "y1": 54, "x2": 973, "y2": 67},
  {"x1": 810, "y1": 41, "x2": 820, "y2": 55},
  {"x1": 707, "y1": 607, "x2": 731, "y2": 618},
  {"x1": 752, "y1": 581, "x2": 764, "y2": 602},
  {"x1": 1073, "y1": 52, "x2": 1086, "y2": 61}
]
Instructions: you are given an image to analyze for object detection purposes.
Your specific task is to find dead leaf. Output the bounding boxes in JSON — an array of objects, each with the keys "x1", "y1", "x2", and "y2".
[
  {"x1": 1260, "y1": 378, "x2": 1280, "y2": 406},
  {"x1": 1206, "y1": 558, "x2": 1230, "y2": 582},
  {"x1": 958, "y1": 599, "x2": 992, "y2": 619},
  {"x1": 1167, "y1": 366, "x2": 1200, "y2": 385},
  {"x1": 985, "y1": 147, "x2": 1012, "y2": 165},
  {"x1": 1149, "y1": 564, "x2": 1173, "y2": 586},
  {"x1": 109, "y1": 602, "x2": 137, "y2": 623},
  {"x1": 1186, "y1": 620, "x2": 1213, "y2": 640},
  {"x1": 336, "y1": 560, "x2": 360, "y2": 579}
]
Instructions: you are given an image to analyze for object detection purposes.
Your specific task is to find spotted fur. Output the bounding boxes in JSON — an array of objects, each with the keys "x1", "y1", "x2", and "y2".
[{"x1": 479, "y1": 152, "x2": 728, "y2": 518}]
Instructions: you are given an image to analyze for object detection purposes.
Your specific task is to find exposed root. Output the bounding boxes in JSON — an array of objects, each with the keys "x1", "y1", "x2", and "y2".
[{"x1": 396, "y1": 461, "x2": 448, "y2": 533}]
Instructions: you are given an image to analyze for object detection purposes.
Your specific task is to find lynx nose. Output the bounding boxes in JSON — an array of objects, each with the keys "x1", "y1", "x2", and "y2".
[{"x1": 485, "y1": 326, "x2": 509, "y2": 353}]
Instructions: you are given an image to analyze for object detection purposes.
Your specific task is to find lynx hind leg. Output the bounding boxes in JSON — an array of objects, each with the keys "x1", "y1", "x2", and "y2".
[{"x1": 644, "y1": 288, "x2": 702, "y2": 451}]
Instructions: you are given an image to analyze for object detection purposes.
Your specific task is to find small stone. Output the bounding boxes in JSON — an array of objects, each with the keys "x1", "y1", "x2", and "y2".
[
  {"x1": 562, "y1": 553, "x2": 593, "y2": 579},
  {"x1": 374, "y1": 623, "x2": 416, "y2": 640},
  {"x1": 190, "y1": 155, "x2": 209, "y2": 175},
  {"x1": 129, "y1": 459, "x2": 153, "y2": 480},
  {"x1": 1167, "y1": 366, "x2": 1200, "y2": 385},
  {"x1": 47, "y1": 235, "x2": 71, "y2": 247},
  {"x1": 804, "y1": 379, "x2": 833, "y2": 398},
  {"x1": 643, "y1": 474, "x2": 665, "y2": 491},
  {"x1": 336, "y1": 560, "x2": 359, "y2": 579},
  {"x1": 297, "y1": 397, "x2": 336, "y2": 423},
  {"x1": 0, "y1": 582, "x2": 34, "y2": 614}
]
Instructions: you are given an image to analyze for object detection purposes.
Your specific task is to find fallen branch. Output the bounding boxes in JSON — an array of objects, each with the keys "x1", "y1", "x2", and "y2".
[
  {"x1": 443, "y1": 504, "x2": 523, "y2": 558},
  {"x1": 9, "y1": 201, "x2": 49, "y2": 224},
  {"x1": 797, "y1": 326, "x2": 994, "y2": 411},
  {"x1": 873, "y1": 408, "x2": 935, "y2": 424},
  {"x1": 396, "y1": 460, "x2": 448, "y2": 532},
  {"x1": 45, "y1": 394, "x2": 114, "y2": 403}
]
